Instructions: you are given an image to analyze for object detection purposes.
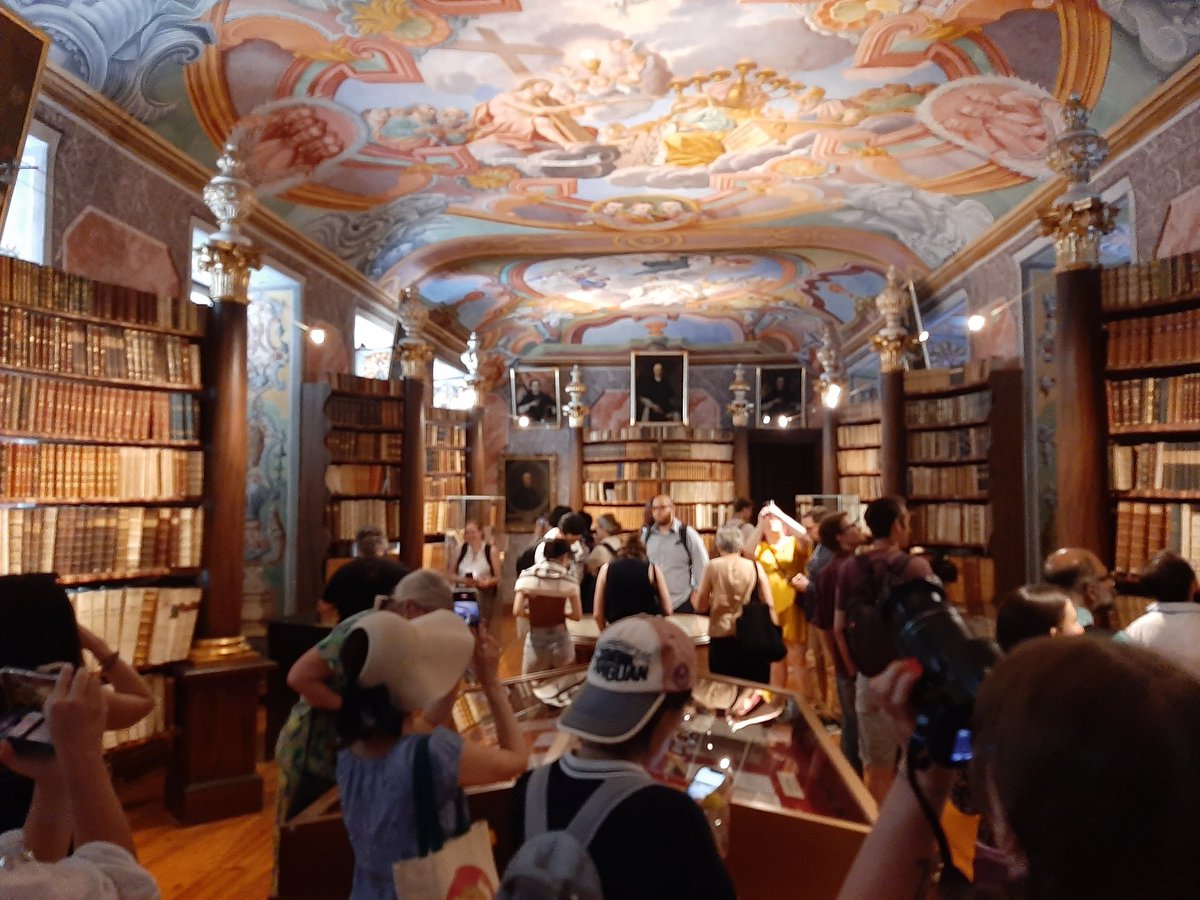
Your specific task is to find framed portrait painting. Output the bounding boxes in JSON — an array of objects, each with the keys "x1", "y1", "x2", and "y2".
[
  {"x1": 0, "y1": 8, "x2": 50, "y2": 234},
  {"x1": 630, "y1": 351, "x2": 687, "y2": 426},
  {"x1": 502, "y1": 455, "x2": 556, "y2": 531},
  {"x1": 510, "y1": 368, "x2": 561, "y2": 427},
  {"x1": 756, "y1": 366, "x2": 807, "y2": 428}
]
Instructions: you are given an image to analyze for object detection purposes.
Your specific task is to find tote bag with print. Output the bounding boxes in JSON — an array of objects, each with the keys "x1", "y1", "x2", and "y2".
[{"x1": 392, "y1": 736, "x2": 500, "y2": 899}]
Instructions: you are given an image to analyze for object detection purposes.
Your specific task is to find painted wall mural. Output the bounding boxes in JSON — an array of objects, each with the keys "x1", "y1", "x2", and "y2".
[
  {"x1": 4, "y1": 0, "x2": 1187, "y2": 357},
  {"x1": 243, "y1": 287, "x2": 296, "y2": 636}
]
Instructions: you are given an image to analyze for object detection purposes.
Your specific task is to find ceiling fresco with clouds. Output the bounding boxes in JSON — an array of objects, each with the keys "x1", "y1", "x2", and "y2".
[{"x1": 7, "y1": 0, "x2": 1194, "y2": 357}]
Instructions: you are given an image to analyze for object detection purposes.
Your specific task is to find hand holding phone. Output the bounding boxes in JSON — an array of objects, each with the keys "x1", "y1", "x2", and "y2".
[{"x1": 0, "y1": 668, "x2": 59, "y2": 756}]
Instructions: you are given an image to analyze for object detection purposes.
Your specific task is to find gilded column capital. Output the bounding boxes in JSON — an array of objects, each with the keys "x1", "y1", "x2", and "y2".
[
  {"x1": 563, "y1": 364, "x2": 590, "y2": 429},
  {"x1": 871, "y1": 267, "x2": 913, "y2": 374},
  {"x1": 1039, "y1": 95, "x2": 1114, "y2": 272},
  {"x1": 199, "y1": 142, "x2": 261, "y2": 304},
  {"x1": 727, "y1": 362, "x2": 753, "y2": 428},
  {"x1": 396, "y1": 286, "x2": 433, "y2": 379}
]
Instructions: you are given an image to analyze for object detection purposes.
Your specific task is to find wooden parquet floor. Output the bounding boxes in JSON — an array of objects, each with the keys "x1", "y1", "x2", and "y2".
[{"x1": 128, "y1": 764, "x2": 278, "y2": 899}]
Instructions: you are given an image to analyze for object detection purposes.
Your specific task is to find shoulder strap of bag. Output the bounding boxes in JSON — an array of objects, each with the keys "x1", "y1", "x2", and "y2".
[
  {"x1": 484, "y1": 543, "x2": 494, "y2": 576},
  {"x1": 457, "y1": 542, "x2": 469, "y2": 568},
  {"x1": 414, "y1": 735, "x2": 444, "y2": 856},
  {"x1": 525, "y1": 765, "x2": 653, "y2": 846}
]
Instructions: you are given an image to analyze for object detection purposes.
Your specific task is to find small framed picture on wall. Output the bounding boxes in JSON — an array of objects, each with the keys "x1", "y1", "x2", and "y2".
[
  {"x1": 502, "y1": 455, "x2": 556, "y2": 532},
  {"x1": 630, "y1": 350, "x2": 688, "y2": 425},
  {"x1": 510, "y1": 368, "x2": 561, "y2": 427},
  {"x1": 756, "y1": 366, "x2": 807, "y2": 428}
]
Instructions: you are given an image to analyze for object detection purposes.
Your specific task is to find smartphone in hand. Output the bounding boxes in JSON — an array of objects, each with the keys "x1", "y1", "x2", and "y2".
[{"x1": 0, "y1": 668, "x2": 58, "y2": 754}]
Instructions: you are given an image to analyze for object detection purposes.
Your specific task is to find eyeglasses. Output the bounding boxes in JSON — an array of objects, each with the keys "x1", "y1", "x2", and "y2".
[{"x1": 651, "y1": 503, "x2": 671, "y2": 509}]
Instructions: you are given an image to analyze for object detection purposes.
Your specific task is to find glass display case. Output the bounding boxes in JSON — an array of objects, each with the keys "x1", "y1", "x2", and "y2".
[
  {"x1": 279, "y1": 667, "x2": 875, "y2": 898},
  {"x1": 458, "y1": 667, "x2": 876, "y2": 899}
]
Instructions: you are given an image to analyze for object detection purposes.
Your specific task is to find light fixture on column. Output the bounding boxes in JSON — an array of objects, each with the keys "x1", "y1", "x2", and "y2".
[
  {"x1": 727, "y1": 363, "x2": 753, "y2": 428},
  {"x1": 563, "y1": 364, "x2": 590, "y2": 429},
  {"x1": 460, "y1": 331, "x2": 482, "y2": 407},
  {"x1": 1038, "y1": 95, "x2": 1114, "y2": 270},
  {"x1": 816, "y1": 324, "x2": 846, "y2": 410},
  {"x1": 396, "y1": 286, "x2": 433, "y2": 379}
]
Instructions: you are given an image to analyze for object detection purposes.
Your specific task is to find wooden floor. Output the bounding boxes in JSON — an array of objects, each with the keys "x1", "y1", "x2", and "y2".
[{"x1": 129, "y1": 609, "x2": 525, "y2": 898}]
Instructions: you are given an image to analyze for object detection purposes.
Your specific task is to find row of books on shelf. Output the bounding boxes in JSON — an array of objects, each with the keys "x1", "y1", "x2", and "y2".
[
  {"x1": 0, "y1": 256, "x2": 204, "y2": 335},
  {"x1": 70, "y1": 586, "x2": 202, "y2": 668},
  {"x1": 836, "y1": 422, "x2": 881, "y2": 447},
  {"x1": 327, "y1": 373, "x2": 405, "y2": 396},
  {"x1": 586, "y1": 427, "x2": 732, "y2": 442},
  {"x1": 0, "y1": 307, "x2": 201, "y2": 386},
  {"x1": 425, "y1": 475, "x2": 466, "y2": 500},
  {"x1": 324, "y1": 464, "x2": 402, "y2": 496},
  {"x1": 0, "y1": 506, "x2": 203, "y2": 576},
  {"x1": 1106, "y1": 308, "x2": 1200, "y2": 370},
  {"x1": 424, "y1": 422, "x2": 467, "y2": 447},
  {"x1": 905, "y1": 391, "x2": 991, "y2": 427},
  {"x1": 326, "y1": 396, "x2": 404, "y2": 429},
  {"x1": 909, "y1": 502, "x2": 990, "y2": 547},
  {"x1": 837, "y1": 448, "x2": 878, "y2": 473},
  {"x1": 426, "y1": 449, "x2": 465, "y2": 473},
  {"x1": 1110, "y1": 442, "x2": 1200, "y2": 493},
  {"x1": 1114, "y1": 501, "x2": 1200, "y2": 575},
  {"x1": 907, "y1": 425, "x2": 990, "y2": 462},
  {"x1": 423, "y1": 501, "x2": 459, "y2": 535},
  {"x1": 939, "y1": 555, "x2": 995, "y2": 613},
  {"x1": 326, "y1": 429, "x2": 403, "y2": 462},
  {"x1": 422, "y1": 541, "x2": 449, "y2": 571},
  {"x1": 582, "y1": 442, "x2": 733, "y2": 462},
  {"x1": 0, "y1": 372, "x2": 198, "y2": 444},
  {"x1": 903, "y1": 361, "x2": 992, "y2": 394},
  {"x1": 583, "y1": 461, "x2": 660, "y2": 480},
  {"x1": 1106, "y1": 375, "x2": 1200, "y2": 428},
  {"x1": 102, "y1": 675, "x2": 169, "y2": 752},
  {"x1": 585, "y1": 506, "x2": 646, "y2": 531},
  {"x1": 584, "y1": 481, "x2": 658, "y2": 504},
  {"x1": 328, "y1": 498, "x2": 401, "y2": 542},
  {"x1": 839, "y1": 400, "x2": 881, "y2": 423},
  {"x1": 0, "y1": 445, "x2": 203, "y2": 502},
  {"x1": 1100, "y1": 252, "x2": 1200, "y2": 311},
  {"x1": 839, "y1": 475, "x2": 880, "y2": 499},
  {"x1": 667, "y1": 482, "x2": 735, "y2": 504},
  {"x1": 907, "y1": 464, "x2": 989, "y2": 498}
]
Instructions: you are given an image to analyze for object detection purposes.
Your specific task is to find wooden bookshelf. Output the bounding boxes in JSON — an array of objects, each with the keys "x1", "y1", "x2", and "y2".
[
  {"x1": 1103, "y1": 252, "x2": 1200, "y2": 576},
  {"x1": 581, "y1": 425, "x2": 735, "y2": 551},
  {"x1": 423, "y1": 408, "x2": 469, "y2": 565},
  {"x1": 296, "y1": 374, "x2": 422, "y2": 610},
  {"x1": 902, "y1": 365, "x2": 1025, "y2": 603},
  {"x1": 834, "y1": 400, "x2": 881, "y2": 501},
  {"x1": 0, "y1": 255, "x2": 206, "y2": 760}
]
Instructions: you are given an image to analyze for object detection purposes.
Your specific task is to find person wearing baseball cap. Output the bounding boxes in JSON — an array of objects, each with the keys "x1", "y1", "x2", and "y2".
[
  {"x1": 336, "y1": 610, "x2": 529, "y2": 900},
  {"x1": 509, "y1": 616, "x2": 735, "y2": 900}
]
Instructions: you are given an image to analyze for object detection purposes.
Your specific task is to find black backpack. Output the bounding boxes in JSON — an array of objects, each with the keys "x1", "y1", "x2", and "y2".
[
  {"x1": 843, "y1": 550, "x2": 912, "y2": 678},
  {"x1": 515, "y1": 539, "x2": 544, "y2": 576}
]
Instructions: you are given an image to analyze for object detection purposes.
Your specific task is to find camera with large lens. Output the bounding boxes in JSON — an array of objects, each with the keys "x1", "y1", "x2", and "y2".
[{"x1": 880, "y1": 579, "x2": 999, "y2": 768}]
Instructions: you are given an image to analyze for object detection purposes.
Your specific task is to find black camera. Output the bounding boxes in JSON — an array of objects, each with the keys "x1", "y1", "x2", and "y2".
[{"x1": 880, "y1": 579, "x2": 998, "y2": 768}]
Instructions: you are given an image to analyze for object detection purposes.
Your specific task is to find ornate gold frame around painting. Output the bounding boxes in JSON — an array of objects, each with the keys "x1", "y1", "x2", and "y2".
[
  {"x1": 0, "y1": 8, "x2": 50, "y2": 236},
  {"x1": 501, "y1": 454, "x2": 557, "y2": 533}
]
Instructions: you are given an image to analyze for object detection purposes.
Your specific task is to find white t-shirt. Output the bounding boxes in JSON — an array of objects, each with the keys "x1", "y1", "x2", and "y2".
[
  {"x1": 0, "y1": 831, "x2": 160, "y2": 899},
  {"x1": 1125, "y1": 601, "x2": 1200, "y2": 680}
]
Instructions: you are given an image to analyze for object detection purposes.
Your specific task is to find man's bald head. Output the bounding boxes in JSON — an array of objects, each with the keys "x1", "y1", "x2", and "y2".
[{"x1": 1043, "y1": 548, "x2": 1106, "y2": 593}]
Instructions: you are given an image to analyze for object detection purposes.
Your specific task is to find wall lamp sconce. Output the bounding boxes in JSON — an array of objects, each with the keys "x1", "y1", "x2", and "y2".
[{"x1": 298, "y1": 322, "x2": 326, "y2": 345}]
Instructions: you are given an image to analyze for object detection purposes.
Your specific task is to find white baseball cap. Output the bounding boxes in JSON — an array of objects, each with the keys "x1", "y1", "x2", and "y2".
[
  {"x1": 559, "y1": 615, "x2": 696, "y2": 744},
  {"x1": 351, "y1": 609, "x2": 474, "y2": 712}
]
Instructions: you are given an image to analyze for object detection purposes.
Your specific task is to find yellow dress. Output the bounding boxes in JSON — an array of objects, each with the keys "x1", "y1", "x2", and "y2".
[{"x1": 755, "y1": 537, "x2": 809, "y2": 644}]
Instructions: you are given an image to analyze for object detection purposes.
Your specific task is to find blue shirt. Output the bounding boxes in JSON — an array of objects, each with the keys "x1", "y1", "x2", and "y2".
[{"x1": 337, "y1": 727, "x2": 465, "y2": 900}]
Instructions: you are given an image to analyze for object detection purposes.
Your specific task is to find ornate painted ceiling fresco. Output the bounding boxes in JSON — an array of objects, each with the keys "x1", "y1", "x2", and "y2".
[{"x1": 7, "y1": 0, "x2": 1194, "y2": 357}]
